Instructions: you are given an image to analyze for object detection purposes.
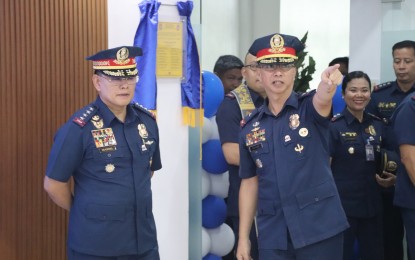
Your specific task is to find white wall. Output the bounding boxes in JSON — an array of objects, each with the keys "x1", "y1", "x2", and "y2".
[
  {"x1": 280, "y1": 0, "x2": 350, "y2": 89},
  {"x1": 200, "y1": 0, "x2": 279, "y2": 72},
  {"x1": 380, "y1": 0, "x2": 415, "y2": 83},
  {"x1": 349, "y1": 0, "x2": 382, "y2": 85},
  {"x1": 108, "y1": 1, "x2": 189, "y2": 259}
]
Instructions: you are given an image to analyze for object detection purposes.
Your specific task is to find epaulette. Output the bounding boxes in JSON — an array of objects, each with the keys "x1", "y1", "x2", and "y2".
[
  {"x1": 373, "y1": 81, "x2": 393, "y2": 92},
  {"x1": 331, "y1": 113, "x2": 344, "y2": 122},
  {"x1": 298, "y1": 89, "x2": 316, "y2": 100},
  {"x1": 132, "y1": 102, "x2": 156, "y2": 120},
  {"x1": 225, "y1": 92, "x2": 236, "y2": 99},
  {"x1": 367, "y1": 112, "x2": 382, "y2": 121},
  {"x1": 240, "y1": 108, "x2": 260, "y2": 128},
  {"x1": 72, "y1": 105, "x2": 98, "y2": 127}
]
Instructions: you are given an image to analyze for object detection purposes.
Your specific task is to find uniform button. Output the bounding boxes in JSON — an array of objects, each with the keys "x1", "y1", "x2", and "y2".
[
  {"x1": 107, "y1": 154, "x2": 111, "y2": 157},
  {"x1": 102, "y1": 215, "x2": 107, "y2": 220},
  {"x1": 314, "y1": 197, "x2": 319, "y2": 202}
]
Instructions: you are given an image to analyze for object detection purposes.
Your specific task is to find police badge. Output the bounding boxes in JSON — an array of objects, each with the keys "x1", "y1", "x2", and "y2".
[
  {"x1": 289, "y1": 114, "x2": 300, "y2": 130},
  {"x1": 138, "y1": 124, "x2": 148, "y2": 139}
]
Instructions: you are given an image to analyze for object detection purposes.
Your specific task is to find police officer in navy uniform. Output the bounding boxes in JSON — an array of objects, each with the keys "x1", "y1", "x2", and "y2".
[
  {"x1": 44, "y1": 46, "x2": 162, "y2": 260},
  {"x1": 366, "y1": 40, "x2": 415, "y2": 260},
  {"x1": 392, "y1": 92, "x2": 415, "y2": 260},
  {"x1": 216, "y1": 52, "x2": 266, "y2": 260},
  {"x1": 236, "y1": 33, "x2": 349, "y2": 260},
  {"x1": 329, "y1": 71, "x2": 387, "y2": 260}
]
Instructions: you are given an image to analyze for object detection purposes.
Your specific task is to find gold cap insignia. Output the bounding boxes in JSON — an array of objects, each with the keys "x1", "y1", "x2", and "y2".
[
  {"x1": 270, "y1": 34, "x2": 285, "y2": 54},
  {"x1": 116, "y1": 47, "x2": 129, "y2": 63}
]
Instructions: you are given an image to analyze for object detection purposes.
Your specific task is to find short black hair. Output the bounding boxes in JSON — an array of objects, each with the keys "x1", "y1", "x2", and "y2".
[
  {"x1": 392, "y1": 40, "x2": 415, "y2": 54},
  {"x1": 328, "y1": 56, "x2": 349, "y2": 67},
  {"x1": 341, "y1": 71, "x2": 371, "y2": 93},
  {"x1": 213, "y1": 55, "x2": 244, "y2": 76}
]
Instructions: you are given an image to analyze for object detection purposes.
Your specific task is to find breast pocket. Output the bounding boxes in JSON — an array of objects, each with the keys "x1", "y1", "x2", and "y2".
[
  {"x1": 84, "y1": 147, "x2": 130, "y2": 178},
  {"x1": 282, "y1": 125, "x2": 312, "y2": 161}
]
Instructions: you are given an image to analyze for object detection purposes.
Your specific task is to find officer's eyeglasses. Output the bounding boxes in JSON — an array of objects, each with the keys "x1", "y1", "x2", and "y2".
[
  {"x1": 244, "y1": 64, "x2": 258, "y2": 71},
  {"x1": 98, "y1": 74, "x2": 138, "y2": 88},
  {"x1": 258, "y1": 63, "x2": 295, "y2": 72}
]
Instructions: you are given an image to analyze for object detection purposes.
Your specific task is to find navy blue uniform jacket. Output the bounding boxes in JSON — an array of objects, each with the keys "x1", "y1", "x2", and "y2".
[
  {"x1": 239, "y1": 91, "x2": 349, "y2": 250},
  {"x1": 46, "y1": 96, "x2": 161, "y2": 256}
]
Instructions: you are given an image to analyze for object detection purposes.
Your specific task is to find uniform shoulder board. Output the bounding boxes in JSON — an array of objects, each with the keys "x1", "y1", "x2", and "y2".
[
  {"x1": 298, "y1": 89, "x2": 316, "y2": 100},
  {"x1": 72, "y1": 105, "x2": 98, "y2": 127},
  {"x1": 225, "y1": 92, "x2": 236, "y2": 99},
  {"x1": 367, "y1": 112, "x2": 381, "y2": 121},
  {"x1": 133, "y1": 102, "x2": 156, "y2": 120},
  {"x1": 373, "y1": 81, "x2": 393, "y2": 92},
  {"x1": 331, "y1": 113, "x2": 343, "y2": 122},
  {"x1": 240, "y1": 108, "x2": 260, "y2": 128}
]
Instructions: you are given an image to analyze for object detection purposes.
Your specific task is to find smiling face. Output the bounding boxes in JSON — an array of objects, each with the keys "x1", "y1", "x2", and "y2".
[
  {"x1": 343, "y1": 77, "x2": 371, "y2": 115},
  {"x1": 92, "y1": 74, "x2": 136, "y2": 111}
]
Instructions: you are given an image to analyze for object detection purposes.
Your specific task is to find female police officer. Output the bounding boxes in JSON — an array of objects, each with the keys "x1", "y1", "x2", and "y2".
[
  {"x1": 329, "y1": 71, "x2": 387, "y2": 260},
  {"x1": 44, "y1": 46, "x2": 162, "y2": 260}
]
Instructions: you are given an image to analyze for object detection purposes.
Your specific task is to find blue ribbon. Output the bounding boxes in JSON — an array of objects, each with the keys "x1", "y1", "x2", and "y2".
[
  {"x1": 133, "y1": 0, "x2": 160, "y2": 110},
  {"x1": 177, "y1": 1, "x2": 202, "y2": 113}
]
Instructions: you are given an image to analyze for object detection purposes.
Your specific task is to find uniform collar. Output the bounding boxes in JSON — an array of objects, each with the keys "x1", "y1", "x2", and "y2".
[
  {"x1": 262, "y1": 91, "x2": 298, "y2": 117},
  {"x1": 393, "y1": 80, "x2": 415, "y2": 94},
  {"x1": 342, "y1": 107, "x2": 370, "y2": 125},
  {"x1": 94, "y1": 96, "x2": 136, "y2": 125}
]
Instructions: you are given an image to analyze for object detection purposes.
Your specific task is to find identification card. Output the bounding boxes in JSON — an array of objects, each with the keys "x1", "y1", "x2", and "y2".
[{"x1": 365, "y1": 144, "x2": 374, "y2": 161}]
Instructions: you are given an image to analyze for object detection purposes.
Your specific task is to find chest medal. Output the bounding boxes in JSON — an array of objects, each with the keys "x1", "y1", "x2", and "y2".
[{"x1": 91, "y1": 128, "x2": 117, "y2": 152}]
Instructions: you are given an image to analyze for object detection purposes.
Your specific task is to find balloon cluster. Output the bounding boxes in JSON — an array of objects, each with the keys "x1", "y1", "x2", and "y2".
[{"x1": 201, "y1": 71, "x2": 235, "y2": 259}]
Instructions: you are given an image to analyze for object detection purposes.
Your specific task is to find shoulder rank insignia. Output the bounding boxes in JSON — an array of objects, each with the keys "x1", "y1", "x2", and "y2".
[
  {"x1": 367, "y1": 113, "x2": 381, "y2": 121},
  {"x1": 298, "y1": 89, "x2": 316, "y2": 100},
  {"x1": 373, "y1": 81, "x2": 393, "y2": 92},
  {"x1": 73, "y1": 105, "x2": 98, "y2": 127},
  {"x1": 331, "y1": 113, "x2": 343, "y2": 122},
  {"x1": 133, "y1": 103, "x2": 156, "y2": 120},
  {"x1": 240, "y1": 109, "x2": 259, "y2": 128},
  {"x1": 225, "y1": 92, "x2": 236, "y2": 99}
]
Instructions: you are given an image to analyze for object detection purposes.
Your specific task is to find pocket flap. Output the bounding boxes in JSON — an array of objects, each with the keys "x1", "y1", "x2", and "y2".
[
  {"x1": 296, "y1": 181, "x2": 337, "y2": 209},
  {"x1": 85, "y1": 204, "x2": 126, "y2": 221}
]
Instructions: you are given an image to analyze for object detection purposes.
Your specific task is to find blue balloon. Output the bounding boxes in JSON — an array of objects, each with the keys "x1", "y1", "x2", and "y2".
[
  {"x1": 202, "y1": 71, "x2": 224, "y2": 118},
  {"x1": 202, "y1": 195, "x2": 227, "y2": 228},
  {"x1": 202, "y1": 139, "x2": 228, "y2": 174},
  {"x1": 203, "y1": 253, "x2": 222, "y2": 260}
]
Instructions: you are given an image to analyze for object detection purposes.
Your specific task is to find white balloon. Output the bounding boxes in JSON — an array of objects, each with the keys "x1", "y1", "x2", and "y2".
[
  {"x1": 201, "y1": 227, "x2": 211, "y2": 257},
  {"x1": 202, "y1": 117, "x2": 213, "y2": 144},
  {"x1": 209, "y1": 116, "x2": 220, "y2": 140},
  {"x1": 207, "y1": 223, "x2": 235, "y2": 256},
  {"x1": 201, "y1": 169, "x2": 211, "y2": 199},
  {"x1": 209, "y1": 171, "x2": 229, "y2": 198}
]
